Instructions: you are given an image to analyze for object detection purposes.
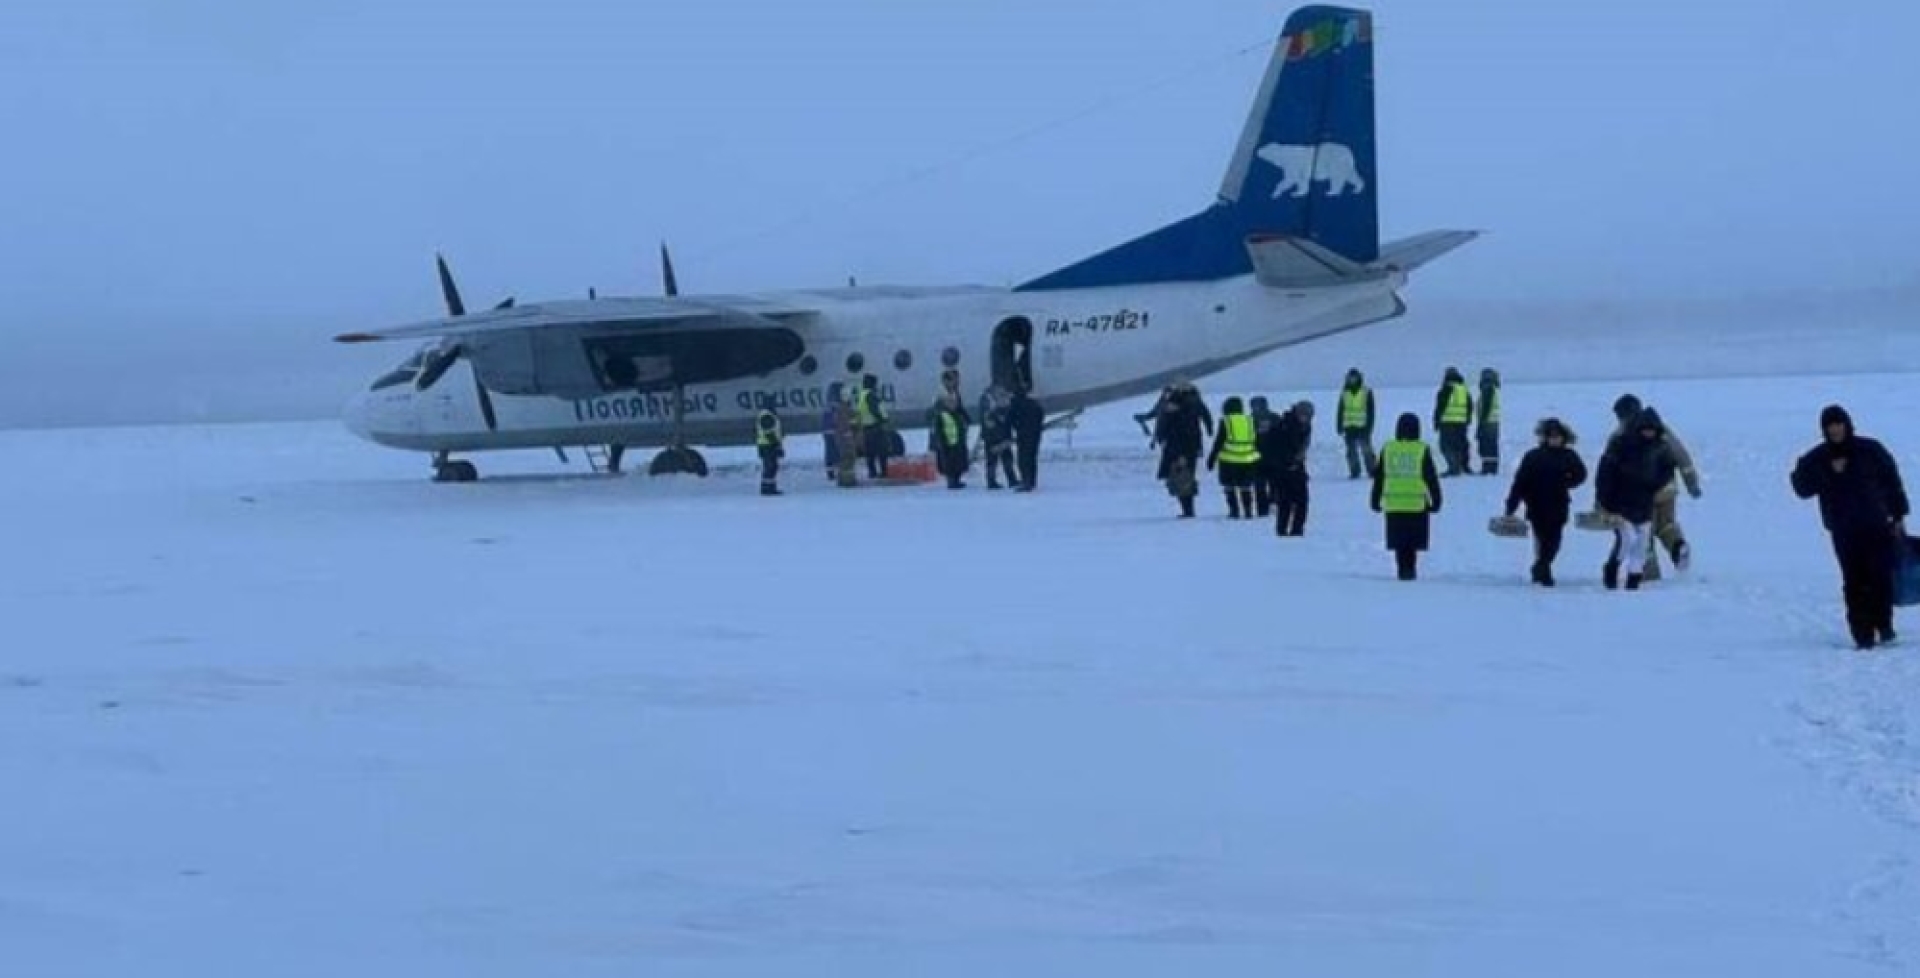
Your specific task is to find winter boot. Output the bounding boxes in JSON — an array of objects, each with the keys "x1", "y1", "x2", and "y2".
[
  {"x1": 1481, "y1": 460, "x2": 1499, "y2": 476},
  {"x1": 1880, "y1": 625, "x2": 1899, "y2": 645},
  {"x1": 1625, "y1": 573, "x2": 1644, "y2": 591},
  {"x1": 1226, "y1": 492, "x2": 1242, "y2": 519},
  {"x1": 1670, "y1": 539, "x2": 1691, "y2": 572},
  {"x1": 1603, "y1": 560, "x2": 1620, "y2": 591},
  {"x1": 760, "y1": 484, "x2": 782, "y2": 497},
  {"x1": 1396, "y1": 551, "x2": 1418, "y2": 581},
  {"x1": 1179, "y1": 496, "x2": 1196, "y2": 519},
  {"x1": 1529, "y1": 562, "x2": 1547, "y2": 586}
]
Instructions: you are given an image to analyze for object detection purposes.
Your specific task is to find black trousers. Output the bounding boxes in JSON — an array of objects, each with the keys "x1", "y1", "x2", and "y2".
[
  {"x1": 1273, "y1": 469, "x2": 1309, "y2": 536},
  {"x1": 1343, "y1": 431, "x2": 1375, "y2": 478},
  {"x1": 758, "y1": 447, "x2": 781, "y2": 491},
  {"x1": 863, "y1": 428, "x2": 889, "y2": 478},
  {"x1": 1015, "y1": 438, "x2": 1039, "y2": 489},
  {"x1": 1833, "y1": 531, "x2": 1896, "y2": 644},
  {"x1": 1438, "y1": 424, "x2": 1471, "y2": 474},
  {"x1": 1533, "y1": 520, "x2": 1565, "y2": 571},
  {"x1": 1477, "y1": 423, "x2": 1500, "y2": 471}
]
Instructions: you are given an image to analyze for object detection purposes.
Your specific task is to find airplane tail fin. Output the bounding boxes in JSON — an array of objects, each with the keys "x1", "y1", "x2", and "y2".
[{"x1": 1020, "y1": 6, "x2": 1380, "y2": 291}]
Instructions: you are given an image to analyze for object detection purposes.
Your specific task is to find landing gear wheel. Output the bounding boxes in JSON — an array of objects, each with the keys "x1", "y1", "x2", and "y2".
[
  {"x1": 647, "y1": 445, "x2": 709, "y2": 478},
  {"x1": 433, "y1": 458, "x2": 479, "y2": 483}
]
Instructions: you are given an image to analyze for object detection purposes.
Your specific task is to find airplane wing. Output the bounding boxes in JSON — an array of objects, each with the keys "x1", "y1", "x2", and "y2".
[{"x1": 334, "y1": 295, "x2": 818, "y2": 344}]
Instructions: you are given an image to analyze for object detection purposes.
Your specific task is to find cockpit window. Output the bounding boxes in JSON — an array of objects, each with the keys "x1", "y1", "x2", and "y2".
[
  {"x1": 368, "y1": 349, "x2": 427, "y2": 391},
  {"x1": 415, "y1": 347, "x2": 459, "y2": 391},
  {"x1": 370, "y1": 369, "x2": 415, "y2": 391}
]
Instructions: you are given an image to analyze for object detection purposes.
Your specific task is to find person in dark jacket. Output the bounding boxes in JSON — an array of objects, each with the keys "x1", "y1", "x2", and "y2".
[
  {"x1": 1207, "y1": 396, "x2": 1262, "y2": 519},
  {"x1": 929, "y1": 392, "x2": 971, "y2": 489},
  {"x1": 1337, "y1": 368, "x2": 1377, "y2": 479},
  {"x1": 1477, "y1": 367, "x2": 1503, "y2": 476},
  {"x1": 1433, "y1": 367, "x2": 1474, "y2": 477},
  {"x1": 977, "y1": 385, "x2": 1016, "y2": 490},
  {"x1": 1372, "y1": 413, "x2": 1443, "y2": 580},
  {"x1": 1135, "y1": 385, "x2": 1173, "y2": 439},
  {"x1": 1505, "y1": 417, "x2": 1588, "y2": 587},
  {"x1": 1249, "y1": 396, "x2": 1281, "y2": 516},
  {"x1": 1155, "y1": 384, "x2": 1206, "y2": 518},
  {"x1": 1008, "y1": 387, "x2": 1044, "y2": 492},
  {"x1": 1260, "y1": 401, "x2": 1314, "y2": 536},
  {"x1": 1595, "y1": 407, "x2": 1680, "y2": 591},
  {"x1": 1792, "y1": 405, "x2": 1911, "y2": 650}
]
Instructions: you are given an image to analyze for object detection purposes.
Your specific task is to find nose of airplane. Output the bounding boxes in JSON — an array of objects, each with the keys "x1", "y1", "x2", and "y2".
[{"x1": 343, "y1": 393, "x2": 375, "y2": 441}]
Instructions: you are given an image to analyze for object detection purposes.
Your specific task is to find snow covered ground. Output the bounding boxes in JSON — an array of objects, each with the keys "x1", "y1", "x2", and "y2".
[{"x1": 4, "y1": 371, "x2": 1919, "y2": 976}]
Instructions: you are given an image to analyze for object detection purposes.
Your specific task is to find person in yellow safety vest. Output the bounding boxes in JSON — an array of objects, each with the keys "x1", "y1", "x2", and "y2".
[
  {"x1": 930, "y1": 392, "x2": 971, "y2": 490},
  {"x1": 855, "y1": 374, "x2": 890, "y2": 480},
  {"x1": 1371, "y1": 413, "x2": 1445, "y2": 581},
  {"x1": 1337, "y1": 368, "x2": 1377, "y2": 479},
  {"x1": 1432, "y1": 366, "x2": 1474, "y2": 478},
  {"x1": 755, "y1": 409, "x2": 785, "y2": 496},
  {"x1": 1205, "y1": 396, "x2": 1263, "y2": 520},
  {"x1": 1477, "y1": 367, "x2": 1503, "y2": 476}
]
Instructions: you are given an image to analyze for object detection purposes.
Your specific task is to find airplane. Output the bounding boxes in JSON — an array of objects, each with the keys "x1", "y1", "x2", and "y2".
[{"x1": 338, "y1": 5, "x2": 1475, "y2": 483}]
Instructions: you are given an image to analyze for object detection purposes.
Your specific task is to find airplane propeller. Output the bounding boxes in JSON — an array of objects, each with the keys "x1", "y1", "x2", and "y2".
[{"x1": 428, "y1": 253, "x2": 503, "y2": 432}]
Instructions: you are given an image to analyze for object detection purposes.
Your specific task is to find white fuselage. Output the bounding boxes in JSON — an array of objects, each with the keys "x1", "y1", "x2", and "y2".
[{"x1": 345, "y1": 272, "x2": 1405, "y2": 454}]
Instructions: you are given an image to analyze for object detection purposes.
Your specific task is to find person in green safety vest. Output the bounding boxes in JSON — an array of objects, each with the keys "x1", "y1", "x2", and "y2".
[
  {"x1": 1431, "y1": 367, "x2": 1474, "y2": 478},
  {"x1": 930, "y1": 392, "x2": 971, "y2": 490},
  {"x1": 1477, "y1": 367, "x2": 1503, "y2": 476},
  {"x1": 855, "y1": 374, "x2": 891, "y2": 480},
  {"x1": 754, "y1": 409, "x2": 785, "y2": 496},
  {"x1": 1371, "y1": 413, "x2": 1445, "y2": 581},
  {"x1": 1206, "y1": 396, "x2": 1263, "y2": 520},
  {"x1": 1337, "y1": 368, "x2": 1377, "y2": 479}
]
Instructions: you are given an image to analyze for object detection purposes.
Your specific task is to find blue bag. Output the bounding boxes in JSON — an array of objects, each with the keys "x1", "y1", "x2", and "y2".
[{"x1": 1895, "y1": 535, "x2": 1920, "y2": 608}]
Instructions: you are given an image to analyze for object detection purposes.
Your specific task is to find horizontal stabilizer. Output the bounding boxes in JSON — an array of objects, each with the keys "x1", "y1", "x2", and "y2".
[
  {"x1": 1372, "y1": 230, "x2": 1480, "y2": 273},
  {"x1": 1246, "y1": 233, "x2": 1369, "y2": 288}
]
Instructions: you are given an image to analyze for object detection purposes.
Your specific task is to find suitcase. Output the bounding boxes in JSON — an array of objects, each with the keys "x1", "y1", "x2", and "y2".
[
  {"x1": 1896, "y1": 535, "x2": 1920, "y2": 608},
  {"x1": 1487, "y1": 515, "x2": 1529, "y2": 539}
]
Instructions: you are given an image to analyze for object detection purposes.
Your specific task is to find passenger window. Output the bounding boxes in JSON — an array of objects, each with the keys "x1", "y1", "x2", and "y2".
[
  {"x1": 893, "y1": 350, "x2": 913, "y2": 372},
  {"x1": 846, "y1": 352, "x2": 866, "y2": 374}
]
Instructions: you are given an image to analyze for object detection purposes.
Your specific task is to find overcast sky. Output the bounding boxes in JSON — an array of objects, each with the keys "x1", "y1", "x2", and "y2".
[{"x1": 3, "y1": 0, "x2": 1916, "y2": 426}]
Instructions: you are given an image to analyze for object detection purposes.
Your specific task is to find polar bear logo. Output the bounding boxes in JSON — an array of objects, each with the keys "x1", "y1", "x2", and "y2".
[{"x1": 1256, "y1": 142, "x2": 1366, "y2": 198}]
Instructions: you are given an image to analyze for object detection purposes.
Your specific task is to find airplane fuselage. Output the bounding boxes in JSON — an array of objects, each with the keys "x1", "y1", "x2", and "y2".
[{"x1": 345, "y1": 272, "x2": 1405, "y2": 454}]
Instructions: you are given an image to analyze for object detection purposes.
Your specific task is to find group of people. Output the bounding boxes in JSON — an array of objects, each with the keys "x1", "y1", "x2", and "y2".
[
  {"x1": 1139, "y1": 382, "x2": 1315, "y2": 535},
  {"x1": 927, "y1": 370, "x2": 1045, "y2": 492},
  {"x1": 752, "y1": 370, "x2": 1045, "y2": 496},
  {"x1": 769, "y1": 363, "x2": 1909, "y2": 651}
]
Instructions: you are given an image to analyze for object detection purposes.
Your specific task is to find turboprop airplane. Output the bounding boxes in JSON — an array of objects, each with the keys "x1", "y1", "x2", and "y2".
[{"x1": 338, "y1": 5, "x2": 1475, "y2": 483}]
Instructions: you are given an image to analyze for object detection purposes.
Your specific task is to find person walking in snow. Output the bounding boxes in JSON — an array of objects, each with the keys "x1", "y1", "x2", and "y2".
[
  {"x1": 1009, "y1": 387, "x2": 1044, "y2": 492},
  {"x1": 1249, "y1": 395, "x2": 1281, "y2": 516},
  {"x1": 1595, "y1": 407, "x2": 1680, "y2": 591},
  {"x1": 754, "y1": 408, "x2": 785, "y2": 496},
  {"x1": 1337, "y1": 368, "x2": 1377, "y2": 479},
  {"x1": 1433, "y1": 367, "x2": 1474, "y2": 478},
  {"x1": 1207, "y1": 396, "x2": 1263, "y2": 520},
  {"x1": 1792, "y1": 405, "x2": 1910, "y2": 650},
  {"x1": 929, "y1": 392, "x2": 971, "y2": 490},
  {"x1": 1372, "y1": 413, "x2": 1444, "y2": 581},
  {"x1": 977, "y1": 385, "x2": 1016, "y2": 490},
  {"x1": 1155, "y1": 384, "x2": 1207, "y2": 518},
  {"x1": 1477, "y1": 367, "x2": 1503, "y2": 476},
  {"x1": 1261, "y1": 400, "x2": 1314, "y2": 537},
  {"x1": 1505, "y1": 417, "x2": 1587, "y2": 587},
  {"x1": 1600, "y1": 394, "x2": 1703, "y2": 579}
]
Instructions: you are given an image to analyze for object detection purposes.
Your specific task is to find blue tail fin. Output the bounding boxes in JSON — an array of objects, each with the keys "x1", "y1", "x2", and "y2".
[{"x1": 1019, "y1": 6, "x2": 1378, "y2": 291}]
